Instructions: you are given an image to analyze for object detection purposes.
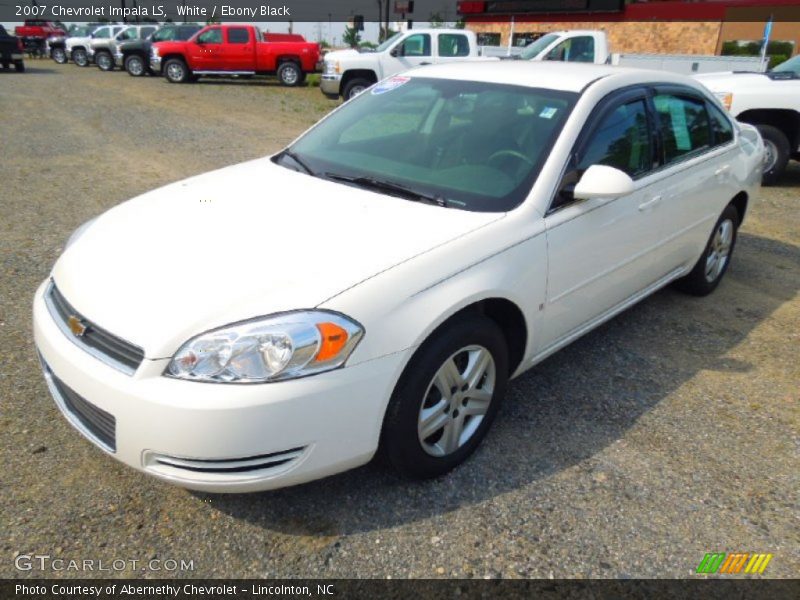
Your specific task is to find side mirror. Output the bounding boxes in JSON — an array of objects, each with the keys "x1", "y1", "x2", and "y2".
[
  {"x1": 390, "y1": 46, "x2": 401, "y2": 57},
  {"x1": 573, "y1": 165, "x2": 635, "y2": 200}
]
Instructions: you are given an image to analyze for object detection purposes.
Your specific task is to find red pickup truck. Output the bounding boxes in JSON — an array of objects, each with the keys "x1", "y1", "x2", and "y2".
[
  {"x1": 151, "y1": 24, "x2": 320, "y2": 86},
  {"x1": 15, "y1": 20, "x2": 66, "y2": 56}
]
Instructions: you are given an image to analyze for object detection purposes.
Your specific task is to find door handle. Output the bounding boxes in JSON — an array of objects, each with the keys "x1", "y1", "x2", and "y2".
[
  {"x1": 638, "y1": 196, "x2": 662, "y2": 211},
  {"x1": 715, "y1": 164, "x2": 731, "y2": 178},
  {"x1": 420, "y1": 61, "x2": 431, "y2": 65}
]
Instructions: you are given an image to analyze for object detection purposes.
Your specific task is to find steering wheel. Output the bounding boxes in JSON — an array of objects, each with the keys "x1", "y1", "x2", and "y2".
[{"x1": 488, "y1": 149, "x2": 534, "y2": 169}]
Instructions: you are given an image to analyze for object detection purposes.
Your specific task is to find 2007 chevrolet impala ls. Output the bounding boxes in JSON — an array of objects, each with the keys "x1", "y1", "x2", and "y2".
[{"x1": 34, "y1": 62, "x2": 764, "y2": 492}]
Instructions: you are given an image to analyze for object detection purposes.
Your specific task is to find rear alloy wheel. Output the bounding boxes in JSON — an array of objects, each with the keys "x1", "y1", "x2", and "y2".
[
  {"x1": 756, "y1": 124, "x2": 790, "y2": 186},
  {"x1": 164, "y1": 58, "x2": 189, "y2": 83},
  {"x1": 125, "y1": 54, "x2": 145, "y2": 77},
  {"x1": 277, "y1": 61, "x2": 301, "y2": 86},
  {"x1": 72, "y1": 48, "x2": 88, "y2": 67},
  {"x1": 673, "y1": 204, "x2": 739, "y2": 296},
  {"x1": 96, "y1": 51, "x2": 114, "y2": 71},
  {"x1": 52, "y1": 47, "x2": 67, "y2": 64},
  {"x1": 381, "y1": 315, "x2": 508, "y2": 479}
]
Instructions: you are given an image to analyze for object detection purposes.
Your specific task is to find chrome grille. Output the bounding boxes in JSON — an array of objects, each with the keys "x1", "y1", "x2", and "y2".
[
  {"x1": 45, "y1": 281, "x2": 144, "y2": 375},
  {"x1": 41, "y1": 359, "x2": 116, "y2": 452}
]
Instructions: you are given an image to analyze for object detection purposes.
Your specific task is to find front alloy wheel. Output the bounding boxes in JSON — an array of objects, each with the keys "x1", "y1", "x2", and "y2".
[
  {"x1": 72, "y1": 48, "x2": 88, "y2": 67},
  {"x1": 164, "y1": 59, "x2": 189, "y2": 83},
  {"x1": 382, "y1": 315, "x2": 508, "y2": 479},
  {"x1": 96, "y1": 52, "x2": 113, "y2": 71},
  {"x1": 52, "y1": 48, "x2": 67, "y2": 64},
  {"x1": 418, "y1": 346, "x2": 496, "y2": 457},
  {"x1": 125, "y1": 55, "x2": 145, "y2": 76}
]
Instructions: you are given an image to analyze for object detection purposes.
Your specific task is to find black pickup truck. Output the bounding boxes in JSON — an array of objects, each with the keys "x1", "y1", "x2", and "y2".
[
  {"x1": 117, "y1": 24, "x2": 201, "y2": 76},
  {"x1": 0, "y1": 25, "x2": 24, "y2": 72}
]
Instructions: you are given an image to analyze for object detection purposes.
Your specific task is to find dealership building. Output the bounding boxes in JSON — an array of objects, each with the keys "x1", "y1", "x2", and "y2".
[{"x1": 460, "y1": 0, "x2": 800, "y2": 56}]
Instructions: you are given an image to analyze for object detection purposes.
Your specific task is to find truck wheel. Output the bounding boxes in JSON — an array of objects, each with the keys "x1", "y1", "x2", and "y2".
[
  {"x1": 52, "y1": 47, "x2": 67, "y2": 64},
  {"x1": 1, "y1": 62, "x2": 8, "y2": 70},
  {"x1": 14, "y1": 61, "x2": 25, "y2": 73},
  {"x1": 164, "y1": 58, "x2": 190, "y2": 83},
  {"x1": 756, "y1": 125, "x2": 790, "y2": 186},
  {"x1": 125, "y1": 54, "x2": 146, "y2": 77},
  {"x1": 343, "y1": 78, "x2": 372, "y2": 101},
  {"x1": 95, "y1": 51, "x2": 114, "y2": 71},
  {"x1": 277, "y1": 62, "x2": 301, "y2": 86},
  {"x1": 72, "y1": 48, "x2": 88, "y2": 67}
]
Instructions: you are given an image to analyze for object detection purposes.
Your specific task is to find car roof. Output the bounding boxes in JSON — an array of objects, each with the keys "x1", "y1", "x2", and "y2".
[{"x1": 410, "y1": 61, "x2": 707, "y2": 94}]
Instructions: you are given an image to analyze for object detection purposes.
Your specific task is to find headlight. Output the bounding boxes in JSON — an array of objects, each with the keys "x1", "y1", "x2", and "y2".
[
  {"x1": 151, "y1": 46, "x2": 159, "y2": 58},
  {"x1": 715, "y1": 92, "x2": 733, "y2": 111},
  {"x1": 65, "y1": 217, "x2": 97, "y2": 249},
  {"x1": 166, "y1": 311, "x2": 364, "y2": 383},
  {"x1": 324, "y1": 61, "x2": 335, "y2": 75}
]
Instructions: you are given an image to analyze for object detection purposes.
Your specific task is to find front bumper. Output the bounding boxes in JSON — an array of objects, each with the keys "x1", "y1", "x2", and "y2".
[
  {"x1": 149, "y1": 56, "x2": 161, "y2": 73},
  {"x1": 33, "y1": 280, "x2": 408, "y2": 493},
  {"x1": 320, "y1": 73, "x2": 342, "y2": 97},
  {"x1": 114, "y1": 52, "x2": 124, "y2": 67}
]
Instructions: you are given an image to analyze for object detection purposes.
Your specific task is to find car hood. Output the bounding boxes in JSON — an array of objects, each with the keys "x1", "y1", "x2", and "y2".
[
  {"x1": 694, "y1": 71, "x2": 768, "y2": 91},
  {"x1": 53, "y1": 157, "x2": 502, "y2": 358}
]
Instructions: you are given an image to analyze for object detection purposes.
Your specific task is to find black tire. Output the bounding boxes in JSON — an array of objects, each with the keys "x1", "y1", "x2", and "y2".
[
  {"x1": 95, "y1": 51, "x2": 114, "y2": 71},
  {"x1": 72, "y1": 48, "x2": 88, "y2": 67},
  {"x1": 52, "y1": 47, "x2": 67, "y2": 64},
  {"x1": 164, "y1": 58, "x2": 189, "y2": 83},
  {"x1": 673, "y1": 204, "x2": 739, "y2": 297},
  {"x1": 343, "y1": 77, "x2": 372, "y2": 101},
  {"x1": 381, "y1": 315, "x2": 509, "y2": 479},
  {"x1": 756, "y1": 124, "x2": 791, "y2": 186},
  {"x1": 14, "y1": 60, "x2": 24, "y2": 73},
  {"x1": 277, "y1": 61, "x2": 301, "y2": 86},
  {"x1": 1, "y1": 62, "x2": 9, "y2": 70},
  {"x1": 124, "y1": 54, "x2": 146, "y2": 77}
]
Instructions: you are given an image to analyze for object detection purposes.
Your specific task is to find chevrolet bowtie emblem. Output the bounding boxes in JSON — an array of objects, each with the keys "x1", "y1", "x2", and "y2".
[{"x1": 67, "y1": 315, "x2": 87, "y2": 337}]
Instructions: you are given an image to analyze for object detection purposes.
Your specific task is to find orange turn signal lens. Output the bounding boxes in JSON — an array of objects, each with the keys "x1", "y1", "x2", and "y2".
[{"x1": 315, "y1": 322, "x2": 349, "y2": 362}]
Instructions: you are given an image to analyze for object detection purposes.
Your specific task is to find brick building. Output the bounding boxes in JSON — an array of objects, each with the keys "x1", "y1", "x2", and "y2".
[{"x1": 461, "y1": 0, "x2": 800, "y2": 56}]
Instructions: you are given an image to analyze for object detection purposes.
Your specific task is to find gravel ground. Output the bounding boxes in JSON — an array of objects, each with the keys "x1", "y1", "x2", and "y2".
[{"x1": 1, "y1": 61, "x2": 798, "y2": 580}]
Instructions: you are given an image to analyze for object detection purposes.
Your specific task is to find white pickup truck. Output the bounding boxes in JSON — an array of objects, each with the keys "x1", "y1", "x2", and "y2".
[
  {"x1": 697, "y1": 55, "x2": 800, "y2": 184},
  {"x1": 321, "y1": 29, "x2": 490, "y2": 100}
]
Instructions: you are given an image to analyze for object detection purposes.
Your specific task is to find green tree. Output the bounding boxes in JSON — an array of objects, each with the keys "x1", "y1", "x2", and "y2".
[{"x1": 343, "y1": 25, "x2": 361, "y2": 48}]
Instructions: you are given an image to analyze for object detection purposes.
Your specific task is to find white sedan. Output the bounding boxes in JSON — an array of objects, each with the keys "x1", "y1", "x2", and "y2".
[{"x1": 34, "y1": 62, "x2": 764, "y2": 492}]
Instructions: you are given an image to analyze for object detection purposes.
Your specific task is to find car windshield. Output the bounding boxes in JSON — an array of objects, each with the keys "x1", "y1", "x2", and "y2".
[
  {"x1": 375, "y1": 32, "x2": 403, "y2": 53},
  {"x1": 771, "y1": 55, "x2": 800, "y2": 76},
  {"x1": 519, "y1": 33, "x2": 561, "y2": 60},
  {"x1": 282, "y1": 77, "x2": 576, "y2": 212}
]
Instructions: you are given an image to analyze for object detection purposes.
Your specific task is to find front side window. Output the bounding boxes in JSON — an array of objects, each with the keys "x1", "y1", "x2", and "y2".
[
  {"x1": 283, "y1": 78, "x2": 576, "y2": 212},
  {"x1": 228, "y1": 28, "x2": 249, "y2": 44},
  {"x1": 654, "y1": 93, "x2": 711, "y2": 164},
  {"x1": 398, "y1": 34, "x2": 431, "y2": 57},
  {"x1": 152, "y1": 28, "x2": 175, "y2": 42},
  {"x1": 141, "y1": 27, "x2": 157, "y2": 39},
  {"x1": 197, "y1": 28, "x2": 222, "y2": 44},
  {"x1": 546, "y1": 36, "x2": 595, "y2": 63},
  {"x1": 578, "y1": 99, "x2": 653, "y2": 178},
  {"x1": 92, "y1": 27, "x2": 109, "y2": 39},
  {"x1": 438, "y1": 34, "x2": 469, "y2": 57},
  {"x1": 519, "y1": 33, "x2": 559, "y2": 59}
]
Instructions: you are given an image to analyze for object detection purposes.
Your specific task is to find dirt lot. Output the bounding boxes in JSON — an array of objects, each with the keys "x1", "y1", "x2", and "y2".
[{"x1": 1, "y1": 62, "x2": 798, "y2": 579}]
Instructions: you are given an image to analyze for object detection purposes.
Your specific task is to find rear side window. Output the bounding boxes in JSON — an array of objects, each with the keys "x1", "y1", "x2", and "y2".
[
  {"x1": 654, "y1": 93, "x2": 711, "y2": 163},
  {"x1": 438, "y1": 34, "x2": 469, "y2": 57},
  {"x1": 708, "y1": 103, "x2": 734, "y2": 145},
  {"x1": 228, "y1": 28, "x2": 249, "y2": 44},
  {"x1": 578, "y1": 99, "x2": 653, "y2": 178},
  {"x1": 546, "y1": 36, "x2": 595, "y2": 63}
]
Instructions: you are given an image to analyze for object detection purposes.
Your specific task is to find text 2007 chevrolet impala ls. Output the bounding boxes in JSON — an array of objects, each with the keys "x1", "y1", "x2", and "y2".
[{"x1": 34, "y1": 63, "x2": 764, "y2": 492}]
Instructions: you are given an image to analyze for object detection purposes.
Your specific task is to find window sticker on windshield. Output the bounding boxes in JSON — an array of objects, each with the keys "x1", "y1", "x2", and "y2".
[
  {"x1": 539, "y1": 107, "x2": 558, "y2": 119},
  {"x1": 371, "y1": 76, "x2": 411, "y2": 95}
]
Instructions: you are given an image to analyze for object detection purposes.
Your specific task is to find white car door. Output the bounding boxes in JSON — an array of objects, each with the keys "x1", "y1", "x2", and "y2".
[
  {"x1": 382, "y1": 33, "x2": 433, "y2": 77},
  {"x1": 646, "y1": 88, "x2": 741, "y2": 277},
  {"x1": 541, "y1": 89, "x2": 665, "y2": 348}
]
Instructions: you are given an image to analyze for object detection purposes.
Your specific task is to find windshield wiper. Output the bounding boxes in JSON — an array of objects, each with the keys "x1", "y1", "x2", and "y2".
[
  {"x1": 324, "y1": 173, "x2": 457, "y2": 208},
  {"x1": 280, "y1": 150, "x2": 315, "y2": 176}
]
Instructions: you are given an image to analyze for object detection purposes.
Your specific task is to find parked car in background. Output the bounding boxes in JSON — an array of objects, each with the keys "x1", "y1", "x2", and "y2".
[
  {"x1": 117, "y1": 24, "x2": 201, "y2": 76},
  {"x1": 151, "y1": 24, "x2": 320, "y2": 85},
  {"x1": 0, "y1": 25, "x2": 25, "y2": 72},
  {"x1": 321, "y1": 28, "x2": 487, "y2": 100},
  {"x1": 89, "y1": 23, "x2": 158, "y2": 71},
  {"x1": 34, "y1": 63, "x2": 763, "y2": 492},
  {"x1": 95, "y1": 24, "x2": 160, "y2": 71},
  {"x1": 48, "y1": 24, "x2": 103, "y2": 64},
  {"x1": 697, "y1": 55, "x2": 800, "y2": 184},
  {"x1": 14, "y1": 19, "x2": 65, "y2": 56},
  {"x1": 66, "y1": 24, "x2": 123, "y2": 67}
]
